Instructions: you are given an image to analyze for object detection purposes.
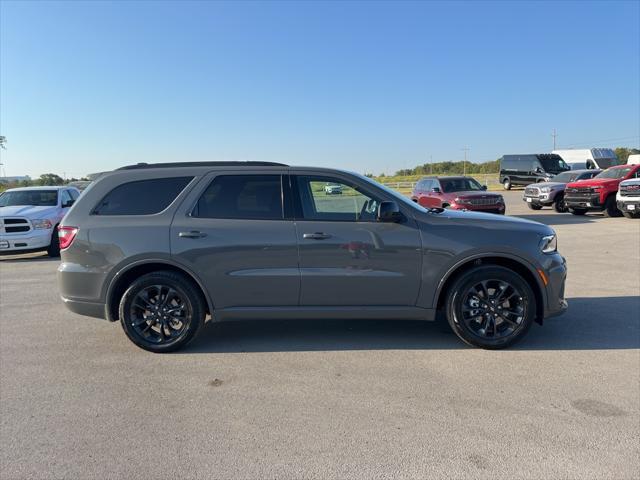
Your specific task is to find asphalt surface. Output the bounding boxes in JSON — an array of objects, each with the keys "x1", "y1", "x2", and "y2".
[{"x1": 1, "y1": 191, "x2": 639, "y2": 479}]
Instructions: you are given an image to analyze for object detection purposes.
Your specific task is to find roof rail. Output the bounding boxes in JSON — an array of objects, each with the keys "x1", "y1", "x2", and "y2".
[{"x1": 116, "y1": 161, "x2": 288, "y2": 170}]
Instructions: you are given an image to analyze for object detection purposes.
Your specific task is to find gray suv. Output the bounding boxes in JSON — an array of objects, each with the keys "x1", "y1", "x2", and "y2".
[{"x1": 57, "y1": 162, "x2": 567, "y2": 352}]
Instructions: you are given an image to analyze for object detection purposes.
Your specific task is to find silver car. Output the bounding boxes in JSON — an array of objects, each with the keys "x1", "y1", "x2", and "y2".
[
  {"x1": 523, "y1": 169, "x2": 601, "y2": 212},
  {"x1": 57, "y1": 162, "x2": 567, "y2": 352}
]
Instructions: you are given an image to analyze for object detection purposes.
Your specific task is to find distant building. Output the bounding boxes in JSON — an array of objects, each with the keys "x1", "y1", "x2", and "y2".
[{"x1": 0, "y1": 175, "x2": 31, "y2": 184}]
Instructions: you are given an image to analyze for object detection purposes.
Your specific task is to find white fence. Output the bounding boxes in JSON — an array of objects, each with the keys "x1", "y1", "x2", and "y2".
[{"x1": 381, "y1": 173, "x2": 501, "y2": 190}]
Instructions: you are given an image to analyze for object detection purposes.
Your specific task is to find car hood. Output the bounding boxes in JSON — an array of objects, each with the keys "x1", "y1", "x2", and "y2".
[
  {"x1": 620, "y1": 178, "x2": 640, "y2": 186},
  {"x1": 0, "y1": 205, "x2": 58, "y2": 219},
  {"x1": 567, "y1": 178, "x2": 618, "y2": 188},
  {"x1": 527, "y1": 181, "x2": 565, "y2": 189},
  {"x1": 416, "y1": 208, "x2": 553, "y2": 235}
]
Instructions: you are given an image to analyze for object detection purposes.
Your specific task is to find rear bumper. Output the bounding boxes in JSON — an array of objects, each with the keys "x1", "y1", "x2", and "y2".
[
  {"x1": 0, "y1": 229, "x2": 52, "y2": 253},
  {"x1": 61, "y1": 296, "x2": 107, "y2": 320}
]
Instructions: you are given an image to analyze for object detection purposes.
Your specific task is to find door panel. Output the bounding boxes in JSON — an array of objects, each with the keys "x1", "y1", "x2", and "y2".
[
  {"x1": 171, "y1": 173, "x2": 299, "y2": 308},
  {"x1": 292, "y1": 174, "x2": 422, "y2": 306}
]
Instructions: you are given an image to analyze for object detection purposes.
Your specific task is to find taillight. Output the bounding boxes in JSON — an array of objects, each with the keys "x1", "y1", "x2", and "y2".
[{"x1": 58, "y1": 226, "x2": 78, "y2": 250}]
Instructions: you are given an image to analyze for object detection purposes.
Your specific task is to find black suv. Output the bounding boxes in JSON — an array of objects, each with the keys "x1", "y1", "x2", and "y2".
[{"x1": 500, "y1": 154, "x2": 571, "y2": 190}]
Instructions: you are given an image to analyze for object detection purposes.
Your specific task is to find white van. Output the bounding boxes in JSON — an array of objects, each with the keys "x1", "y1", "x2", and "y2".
[
  {"x1": 626, "y1": 154, "x2": 640, "y2": 165},
  {"x1": 552, "y1": 148, "x2": 618, "y2": 170}
]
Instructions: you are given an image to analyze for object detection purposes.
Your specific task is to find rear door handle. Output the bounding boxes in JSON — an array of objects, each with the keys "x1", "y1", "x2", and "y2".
[
  {"x1": 303, "y1": 232, "x2": 332, "y2": 240},
  {"x1": 179, "y1": 231, "x2": 207, "y2": 239}
]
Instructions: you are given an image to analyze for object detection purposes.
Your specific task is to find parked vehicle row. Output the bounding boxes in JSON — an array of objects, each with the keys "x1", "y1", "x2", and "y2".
[
  {"x1": 54, "y1": 161, "x2": 567, "y2": 353},
  {"x1": 0, "y1": 186, "x2": 81, "y2": 256},
  {"x1": 522, "y1": 163, "x2": 640, "y2": 218}
]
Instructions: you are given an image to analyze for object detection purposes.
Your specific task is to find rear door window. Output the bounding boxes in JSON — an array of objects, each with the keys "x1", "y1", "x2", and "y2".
[
  {"x1": 93, "y1": 177, "x2": 193, "y2": 215},
  {"x1": 192, "y1": 175, "x2": 283, "y2": 220}
]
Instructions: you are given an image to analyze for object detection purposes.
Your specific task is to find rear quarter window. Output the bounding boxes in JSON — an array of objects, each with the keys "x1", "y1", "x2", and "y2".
[{"x1": 93, "y1": 177, "x2": 193, "y2": 215}]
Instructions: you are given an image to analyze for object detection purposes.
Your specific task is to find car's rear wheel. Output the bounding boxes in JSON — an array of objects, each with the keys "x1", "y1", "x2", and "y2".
[
  {"x1": 502, "y1": 178, "x2": 511, "y2": 190},
  {"x1": 526, "y1": 203, "x2": 543, "y2": 210},
  {"x1": 445, "y1": 266, "x2": 536, "y2": 349},
  {"x1": 603, "y1": 195, "x2": 622, "y2": 218},
  {"x1": 119, "y1": 271, "x2": 205, "y2": 353},
  {"x1": 569, "y1": 208, "x2": 587, "y2": 215},
  {"x1": 47, "y1": 228, "x2": 60, "y2": 257},
  {"x1": 553, "y1": 194, "x2": 567, "y2": 213}
]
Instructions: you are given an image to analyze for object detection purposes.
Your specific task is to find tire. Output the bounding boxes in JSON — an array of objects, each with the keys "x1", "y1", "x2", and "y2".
[
  {"x1": 119, "y1": 271, "x2": 206, "y2": 353},
  {"x1": 445, "y1": 266, "x2": 536, "y2": 349},
  {"x1": 526, "y1": 203, "x2": 543, "y2": 210},
  {"x1": 569, "y1": 208, "x2": 587, "y2": 216},
  {"x1": 502, "y1": 178, "x2": 511, "y2": 190},
  {"x1": 553, "y1": 194, "x2": 567, "y2": 213},
  {"x1": 603, "y1": 195, "x2": 622, "y2": 218},
  {"x1": 47, "y1": 228, "x2": 60, "y2": 257}
]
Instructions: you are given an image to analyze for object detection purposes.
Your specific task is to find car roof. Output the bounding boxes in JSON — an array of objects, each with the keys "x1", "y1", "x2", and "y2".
[
  {"x1": 117, "y1": 161, "x2": 288, "y2": 170},
  {"x1": 418, "y1": 176, "x2": 472, "y2": 180},
  {"x1": 2, "y1": 185, "x2": 77, "y2": 192}
]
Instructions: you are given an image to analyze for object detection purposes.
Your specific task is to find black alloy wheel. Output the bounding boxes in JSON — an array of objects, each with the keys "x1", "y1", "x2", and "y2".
[
  {"x1": 119, "y1": 271, "x2": 205, "y2": 352},
  {"x1": 446, "y1": 266, "x2": 535, "y2": 349},
  {"x1": 553, "y1": 194, "x2": 567, "y2": 213}
]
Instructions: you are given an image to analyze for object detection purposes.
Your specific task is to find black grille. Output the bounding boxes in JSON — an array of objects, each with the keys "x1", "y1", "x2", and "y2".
[
  {"x1": 524, "y1": 187, "x2": 539, "y2": 196},
  {"x1": 1, "y1": 217, "x2": 31, "y2": 234}
]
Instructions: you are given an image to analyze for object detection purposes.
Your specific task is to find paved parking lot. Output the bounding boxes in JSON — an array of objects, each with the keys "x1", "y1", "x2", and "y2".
[{"x1": 1, "y1": 190, "x2": 639, "y2": 479}]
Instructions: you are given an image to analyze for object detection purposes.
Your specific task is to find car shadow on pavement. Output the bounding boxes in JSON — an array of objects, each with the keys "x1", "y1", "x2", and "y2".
[
  {"x1": 182, "y1": 296, "x2": 640, "y2": 353},
  {"x1": 514, "y1": 213, "x2": 602, "y2": 226}
]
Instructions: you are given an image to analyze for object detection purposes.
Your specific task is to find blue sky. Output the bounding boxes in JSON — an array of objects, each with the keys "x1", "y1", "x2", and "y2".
[{"x1": 1, "y1": 0, "x2": 638, "y2": 178}]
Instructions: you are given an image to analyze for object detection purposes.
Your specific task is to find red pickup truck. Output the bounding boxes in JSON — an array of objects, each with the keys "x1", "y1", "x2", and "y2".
[{"x1": 564, "y1": 164, "x2": 640, "y2": 216}]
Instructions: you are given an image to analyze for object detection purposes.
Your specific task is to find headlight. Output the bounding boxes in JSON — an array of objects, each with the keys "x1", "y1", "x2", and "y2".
[
  {"x1": 540, "y1": 234, "x2": 557, "y2": 254},
  {"x1": 454, "y1": 197, "x2": 470, "y2": 204},
  {"x1": 497, "y1": 195, "x2": 504, "y2": 203},
  {"x1": 32, "y1": 219, "x2": 53, "y2": 229},
  {"x1": 540, "y1": 187, "x2": 551, "y2": 193}
]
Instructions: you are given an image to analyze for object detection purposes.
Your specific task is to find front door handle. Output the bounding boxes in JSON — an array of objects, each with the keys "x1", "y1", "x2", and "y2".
[
  {"x1": 303, "y1": 232, "x2": 332, "y2": 240},
  {"x1": 179, "y1": 231, "x2": 207, "y2": 239}
]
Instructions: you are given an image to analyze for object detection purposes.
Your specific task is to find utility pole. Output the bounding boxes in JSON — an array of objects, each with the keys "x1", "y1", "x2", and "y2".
[
  {"x1": 462, "y1": 147, "x2": 470, "y2": 176},
  {"x1": 552, "y1": 129, "x2": 558, "y2": 150},
  {"x1": 429, "y1": 155, "x2": 433, "y2": 175}
]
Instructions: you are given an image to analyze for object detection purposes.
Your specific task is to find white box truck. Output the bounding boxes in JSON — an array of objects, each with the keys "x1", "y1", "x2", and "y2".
[{"x1": 552, "y1": 148, "x2": 618, "y2": 170}]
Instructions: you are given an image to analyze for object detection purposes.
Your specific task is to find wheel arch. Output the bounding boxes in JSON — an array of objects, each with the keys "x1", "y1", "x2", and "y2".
[
  {"x1": 105, "y1": 260, "x2": 213, "y2": 322},
  {"x1": 434, "y1": 255, "x2": 546, "y2": 324}
]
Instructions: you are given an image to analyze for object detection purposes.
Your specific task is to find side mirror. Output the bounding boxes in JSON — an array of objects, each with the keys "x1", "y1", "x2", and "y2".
[
  {"x1": 431, "y1": 187, "x2": 442, "y2": 194},
  {"x1": 377, "y1": 201, "x2": 403, "y2": 222},
  {"x1": 481, "y1": 185, "x2": 487, "y2": 191},
  {"x1": 62, "y1": 200, "x2": 74, "y2": 208},
  {"x1": 535, "y1": 167, "x2": 543, "y2": 173}
]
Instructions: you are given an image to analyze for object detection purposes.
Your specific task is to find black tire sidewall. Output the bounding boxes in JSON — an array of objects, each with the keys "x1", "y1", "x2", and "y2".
[
  {"x1": 445, "y1": 266, "x2": 536, "y2": 349},
  {"x1": 503, "y1": 178, "x2": 511, "y2": 190},
  {"x1": 47, "y1": 228, "x2": 60, "y2": 257},
  {"x1": 603, "y1": 195, "x2": 621, "y2": 217},
  {"x1": 553, "y1": 194, "x2": 566, "y2": 213},
  {"x1": 119, "y1": 272, "x2": 205, "y2": 353}
]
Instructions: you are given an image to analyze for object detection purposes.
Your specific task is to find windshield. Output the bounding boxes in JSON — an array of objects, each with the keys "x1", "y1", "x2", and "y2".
[
  {"x1": 355, "y1": 173, "x2": 427, "y2": 211},
  {"x1": 551, "y1": 171, "x2": 580, "y2": 183},
  {"x1": 595, "y1": 167, "x2": 634, "y2": 180},
  {"x1": 440, "y1": 178, "x2": 483, "y2": 193},
  {"x1": 538, "y1": 155, "x2": 570, "y2": 174},
  {"x1": 0, "y1": 190, "x2": 58, "y2": 207}
]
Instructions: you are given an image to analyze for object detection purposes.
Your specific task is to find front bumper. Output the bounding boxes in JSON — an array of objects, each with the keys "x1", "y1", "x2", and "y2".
[
  {"x1": 523, "y1": 194, "x2": 554, "y2": 206},
  {"x1": 565, "y1": 194, "x2": 602, "y2": 210},
  {"x1": 0, "y1": 229, "x2": 53, "y2": 254},
  {"x1": 451, "y1": 204, "x2": 506, "y2": 215},
  {"x1": 617, "y1": 200, "x2": 640, "y2": 213},
  {"x1": 542, "y1": 254, "x2": 568, "y2": 320}
]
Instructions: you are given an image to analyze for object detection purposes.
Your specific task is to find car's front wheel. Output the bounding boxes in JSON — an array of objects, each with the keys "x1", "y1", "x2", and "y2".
[
  {"x1": 553, "y1": 194, "x2": 568, "y2": 213},
  {"x1": 445, "y1": 266, "x2": 536, "y2": 349},
  {"x1": 603, "y1": 195, "x2": 622, "y2": 218},
  {"x1": 502, "y1": 178, "x2": 511, "y2": 190},
  {"x1": 119, "y1": 271, "x2": 205, "y2": 353}
]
